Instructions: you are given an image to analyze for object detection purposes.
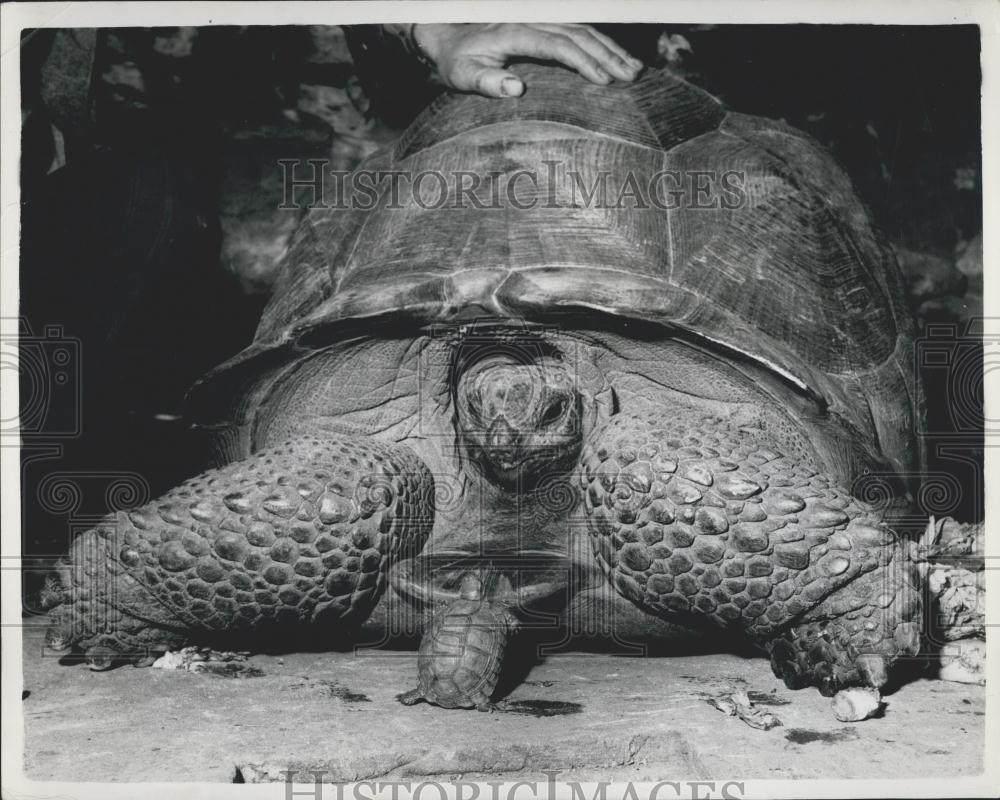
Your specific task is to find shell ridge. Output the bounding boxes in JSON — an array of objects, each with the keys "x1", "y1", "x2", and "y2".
[
  {"x1": 662, "y1": 147, "x2": 676, "y2": 281},
  {"x1": 332, "y1": 206, "x2": 376, "y2": 297},
  {"x1": 401, "y1": 119, "x2": 673, "y2": 159},
  {"x1": 625, "y1": 82, "x2": 665, "y2": 154}
]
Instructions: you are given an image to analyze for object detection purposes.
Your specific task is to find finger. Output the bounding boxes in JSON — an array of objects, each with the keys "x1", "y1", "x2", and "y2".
[
  {"x1": 561, "y1": 27, "x2": 639, "y2": 80},
  {"x1": 500, "y1": 28, "x2": 612, "y2": 84},
  {"x1": 586, "y1": 27, "x2": 644, "y2": 72},
  {"x1": 534, "y1": 24, "x2": 640, "y2": 80},
  {"x1": 451, "y1": 60, "x2": 525, "y2": 98}
]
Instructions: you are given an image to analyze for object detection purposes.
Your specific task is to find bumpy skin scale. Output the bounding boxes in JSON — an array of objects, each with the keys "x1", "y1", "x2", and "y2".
[
  {"x1": 582, "y1": 408, "x2": 922, "y2": 696},
  {"x1": 399, "y1": 598, "x2": 516, "y2": 710},
  {"x1": 46, "y1": 434, "x2": 434, "y2": 665}
]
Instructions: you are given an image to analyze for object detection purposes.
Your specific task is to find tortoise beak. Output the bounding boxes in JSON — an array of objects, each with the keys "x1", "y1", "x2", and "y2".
[{"x1": 486, "y1": 417, "x2": 524, "y2": 471}]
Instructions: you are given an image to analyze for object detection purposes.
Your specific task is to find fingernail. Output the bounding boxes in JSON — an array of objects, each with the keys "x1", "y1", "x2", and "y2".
[
  {"x1": 614, "y1": 60, "x2": 635, "y2": 79},
  {"x1": 596, "y1": 68, "x2": 611, "y2": 83},
  {"x1": 501, "y1": 77, "x2": 524, "y2": 97}
]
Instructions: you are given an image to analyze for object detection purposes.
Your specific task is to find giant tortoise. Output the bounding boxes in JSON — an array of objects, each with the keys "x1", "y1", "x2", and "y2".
[{"x1": 45, "y1": 63, "x2": 924, "y2": 705}]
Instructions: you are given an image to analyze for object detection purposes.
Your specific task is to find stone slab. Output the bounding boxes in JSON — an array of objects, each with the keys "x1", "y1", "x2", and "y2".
[{"x1": 20, "y1": 627, "x2": 985, "y2": 784}]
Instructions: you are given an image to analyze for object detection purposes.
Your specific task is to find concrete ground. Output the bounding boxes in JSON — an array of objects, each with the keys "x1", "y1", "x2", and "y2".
[{"x1": 21, "y1": 626, "x2": 984, "y2": 784}]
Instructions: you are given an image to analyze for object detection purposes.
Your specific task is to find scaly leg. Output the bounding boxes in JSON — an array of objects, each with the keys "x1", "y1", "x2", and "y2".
[
  {"x1": 46, "y1": 433, "x2": 435, "y2": 669},
  {"x1": 581, "y1": 408, "x2": 921, "y2": 696}
]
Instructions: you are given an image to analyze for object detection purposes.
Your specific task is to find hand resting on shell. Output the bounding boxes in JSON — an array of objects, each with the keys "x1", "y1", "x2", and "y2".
[{"x1": 407, "y1": 23, "x2": 643, "y2": 98}]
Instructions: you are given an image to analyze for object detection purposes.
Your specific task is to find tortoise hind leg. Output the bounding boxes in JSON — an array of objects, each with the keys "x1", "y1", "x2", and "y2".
[
  {"x1": 581, "y1": 409, "x2": 922, "y2": 697},
  {"x1": 46, "y1": 432, "x2": 436, "y2": 664}
]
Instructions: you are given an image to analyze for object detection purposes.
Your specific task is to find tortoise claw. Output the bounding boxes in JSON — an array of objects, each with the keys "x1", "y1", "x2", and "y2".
[
  {"x1": 856, "y1": 654, "x2": 888, "y2": 689},
  {"x1": 44, "y1": 624, "x2": 75, "y2": 654},
  {"x1": 780, "y1": 661, "x2": 810, "y2": 690},
  {"x1": 476, "y1": 698, "x2": 506, "y2": 712},
  {"x1": 397, "y1": 689, "x2": 425, "y2": 706},
  {"x1": 817, "y1": 671, "x2": 841, "y2": 698},
  {"x1": 86, "y1": 646, "x2": 117, "y2": 671}
]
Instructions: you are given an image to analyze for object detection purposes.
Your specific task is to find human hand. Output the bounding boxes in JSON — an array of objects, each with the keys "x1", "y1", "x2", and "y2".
[{"x1": 411, "y1": 23, "x2": 643, "y2": 98}]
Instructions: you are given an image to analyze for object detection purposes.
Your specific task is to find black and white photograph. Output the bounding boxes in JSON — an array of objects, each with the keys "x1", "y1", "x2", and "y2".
[{"x1": 2, "y1": 2, "x2": 996, "y2": 797}]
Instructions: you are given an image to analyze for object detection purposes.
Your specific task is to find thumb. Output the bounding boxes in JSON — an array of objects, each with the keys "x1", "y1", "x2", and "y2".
[{"x1": 452, "y1": 61, "x2": 525, "y2": 98}]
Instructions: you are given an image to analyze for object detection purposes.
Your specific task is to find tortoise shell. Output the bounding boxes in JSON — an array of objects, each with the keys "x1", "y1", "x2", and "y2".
[
  {"x1": 191, "y1": 63, "x2": 921, "y2": 485},
  {"x1": 416, "y1": 599, "x2": 511, "y2": 709}
]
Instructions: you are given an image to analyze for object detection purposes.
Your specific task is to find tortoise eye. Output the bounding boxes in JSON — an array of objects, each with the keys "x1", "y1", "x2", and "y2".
[{"x1": 541, "y1": 398, "x2": 566, "y2": 425}]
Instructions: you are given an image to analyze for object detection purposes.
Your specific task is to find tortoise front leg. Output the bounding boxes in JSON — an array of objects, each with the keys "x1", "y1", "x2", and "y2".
[
  {"x1": 45, "y1": 433, "x2": 435, "y2": 669},
  {"x1": 581, "y1": 409, "x2": 922, "y2": 697}
]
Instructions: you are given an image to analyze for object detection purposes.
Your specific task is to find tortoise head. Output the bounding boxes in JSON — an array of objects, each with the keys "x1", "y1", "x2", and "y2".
[
  {"x1": 457, "y1": 572, "x2": 483, "y2": 601},
  {"x1": 455, "y1": 354, "x2": 583, "y2": 489},
  {"x1": 455, "y1": 570, "x2": 519, "y2": 604}
]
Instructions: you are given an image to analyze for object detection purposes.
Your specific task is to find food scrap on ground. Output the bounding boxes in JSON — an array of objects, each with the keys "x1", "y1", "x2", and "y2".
[
  {"x1": 151, "y1": 647, "x2": 263, "y2": 678},
  {"x1": 831, "y1": 688, "x2": 883, "y2": 722},
  {"x1": 708, "y1": 690, "x2": 781, "y2": 730},
  {"x1": 938, "y1": 639, "x2": 986, "y2": 686}
]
